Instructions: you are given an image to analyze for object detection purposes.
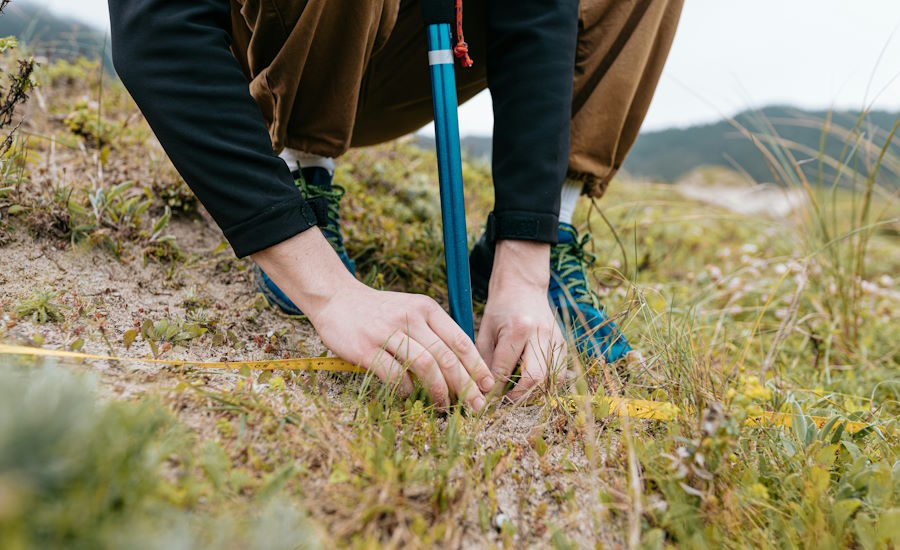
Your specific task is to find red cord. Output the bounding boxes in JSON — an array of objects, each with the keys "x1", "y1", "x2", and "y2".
[{"x1": 454, "y1": 0, "x2": 474, "y2": 68}]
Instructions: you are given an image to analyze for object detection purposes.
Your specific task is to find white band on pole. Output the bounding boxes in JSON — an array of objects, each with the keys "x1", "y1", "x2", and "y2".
[{"x1": 428, "y1": 49, "x2": 454, "y2": 66}]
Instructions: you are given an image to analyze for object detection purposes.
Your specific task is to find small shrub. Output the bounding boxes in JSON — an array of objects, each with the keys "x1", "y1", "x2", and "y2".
[
  {"x1": 151, "y1": 176, "x2": 197, "y2": 214},
  {"x1": 63, "y1": 99, "x2": 120, "y2": 148},
  {"x1": 41, "y1": 57, "x2": 98, "y2": 90}
]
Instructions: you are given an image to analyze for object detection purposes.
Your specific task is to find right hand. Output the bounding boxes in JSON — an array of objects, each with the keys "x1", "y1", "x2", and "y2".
[
  {"x1": 311, "y1": 285, "x2": 494, "y2": 411},
  {"x1": 252, "y1": 229, "x2": 493, "y2": 412}
]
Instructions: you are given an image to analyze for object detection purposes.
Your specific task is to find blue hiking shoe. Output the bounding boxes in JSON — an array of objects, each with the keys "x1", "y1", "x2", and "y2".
[
  {"x1": 469, "y1": 222, "x2": 631, "y2": 364},
  {"x1": 548, "y1": 223, "x2": 631, "y2": 363},
  {"x1": 254, "y1": 166, "x2": 355, "y2": 315}
]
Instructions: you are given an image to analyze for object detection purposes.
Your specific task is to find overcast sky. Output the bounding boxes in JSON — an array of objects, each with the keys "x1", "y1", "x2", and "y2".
[{"x1": 27, "y1": 0, "x2": 900, "y2": 135}]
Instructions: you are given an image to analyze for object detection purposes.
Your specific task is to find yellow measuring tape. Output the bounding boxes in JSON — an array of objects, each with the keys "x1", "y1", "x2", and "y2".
[
  {"x1": 0, "y1": 343, "x2": 879, "y2": 434},
  {"x1": 0, "y1": 342, "x2": 363, "y2": 373}
]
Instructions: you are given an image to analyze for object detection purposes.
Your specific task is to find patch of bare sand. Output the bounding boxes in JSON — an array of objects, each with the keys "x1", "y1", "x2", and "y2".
[{"x1": 461, "y1": 403, "x2": 622, "y2": 548}]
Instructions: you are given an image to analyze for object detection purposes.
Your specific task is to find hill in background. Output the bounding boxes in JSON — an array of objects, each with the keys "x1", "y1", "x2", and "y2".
[
  {"x1": 623, "y1": 106, "x2": 900, "y2": 184},
  {"x1": 412, "y1": 134, "x2": 492, "y2": 165},
  {"x1": 0, "y1": 1, "x2": 112, "y2": 69},
  {"x1": 416, "y1": 107, "x2": 900, "y2": 186}
]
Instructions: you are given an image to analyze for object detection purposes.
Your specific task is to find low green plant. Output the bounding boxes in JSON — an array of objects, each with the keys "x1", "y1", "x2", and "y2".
[
  {"x1": 60, "y1": 181, "x2": 182, "y2": 261},
  {"x1": 151, "y1": 175, "x2": 198, "y2": 214},
  {"x1": 182, "y1": 285, "x2": 214, "y2": 312},
  {"x1": 41, "y1": 57, "x2": 99, "y2": 89},
  {"x1": 65, "y1": 181, "x2": 149, "y2": 252},
  {"x1": 141, "y1": 318, "x2": 207, "y2": 344},
  {"x1": 16, "y1": 176, "x2": 183, "y2": 261},
  {"x1": 140, "y1": 206, "x2": 183, "y2": 263},
  {"x1": 0, "y1": 361, "x2": 324, "y2": 549},
  {"x1": 13, "y1": 289, "x2": 65, "y2": 324},
  {"x1": 63, "y1": 99, "x2": 120, "y2": 148},
  {"x1": 136, "y1": 317, "x2": 207, "y2": 357}
]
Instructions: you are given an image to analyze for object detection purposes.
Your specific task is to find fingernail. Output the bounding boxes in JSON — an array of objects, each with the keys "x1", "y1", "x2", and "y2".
[
  {"x1": 479, "y1": 374, "x2": 496, "y2": 392},
  {"x1": 472, "y1": 395, "x2": 486, "y2": 412}
]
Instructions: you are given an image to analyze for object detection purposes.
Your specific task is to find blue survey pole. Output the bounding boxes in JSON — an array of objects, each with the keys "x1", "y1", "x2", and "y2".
[{"x1": 425, "y1": 22, "x2": 475, "y2": 341}]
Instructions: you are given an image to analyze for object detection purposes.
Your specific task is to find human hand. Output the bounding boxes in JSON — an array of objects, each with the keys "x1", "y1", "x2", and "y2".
[
  {"x1": 252, "y1": 229, "x2": 493, "y2": 411},
  {"x1": 476, "y1": 240, "x2": 567, "y2": 401}
]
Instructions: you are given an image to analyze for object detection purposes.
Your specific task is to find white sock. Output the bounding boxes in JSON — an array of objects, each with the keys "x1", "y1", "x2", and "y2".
[
  {"x1": 558, "y1": 179, "x2": 582, "y2": 225},
  {"x1": 279, "y1": 148, "x2": 335, "y2": 176}
]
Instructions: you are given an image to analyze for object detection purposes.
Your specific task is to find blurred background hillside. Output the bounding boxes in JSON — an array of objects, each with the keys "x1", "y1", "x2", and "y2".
[{"x1": 0, "y1": 0, "x2": 111, "y2": 68}]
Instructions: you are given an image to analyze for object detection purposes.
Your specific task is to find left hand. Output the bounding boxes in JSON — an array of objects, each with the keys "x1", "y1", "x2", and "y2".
[{"x1": 476, "y1": 239, "x2": 568, "y2": 401}]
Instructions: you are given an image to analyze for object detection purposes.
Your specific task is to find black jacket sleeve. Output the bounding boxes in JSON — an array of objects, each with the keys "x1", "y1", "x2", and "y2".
[
  {"x1": 108, "y1": 0, "x2": 317, "y2": 258},
  {"x1": 485, "y1": 0, "x2": 579, "y2": 244}
]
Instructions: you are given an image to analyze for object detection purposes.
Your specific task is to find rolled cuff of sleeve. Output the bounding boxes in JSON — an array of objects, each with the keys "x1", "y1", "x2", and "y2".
[
  {"x1": 223, "y1": 197, "x2": 319, "y2": 258},
  {"x1": 486, "y1": 210, "x2": 559, "y2": 245}
]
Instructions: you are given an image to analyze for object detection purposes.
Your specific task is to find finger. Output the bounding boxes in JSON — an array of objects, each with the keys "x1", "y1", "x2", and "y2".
[
  {"x1": 385, "y1": 333, "x2": 452, "y2": 410},
  {"x1": 426, "y1": 303, "x2": 495, "y2": 394},
  {"x1": 410, "y1": 327, "x2": 487, "y2": 412},
  {"x1": 475, "y1": 323, "x2": 496, "y2": 382},
  {"x1": 506, "y1": 337, "x2": 550, "y2": 402},
  {"x1": 507, "y1": 330, "x2": 565, "y2": 401},
  {"x1": 366, "y1": 346, "x2": 415, "y2": 397},
  {"x1": 490, "y1": 327, "x2": 528, "y2": 389}
]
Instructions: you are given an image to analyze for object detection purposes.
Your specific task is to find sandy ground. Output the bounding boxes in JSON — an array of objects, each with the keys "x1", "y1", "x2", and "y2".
[{"x1": 0, "y1": 211, "x2": 325, "y2": 387}]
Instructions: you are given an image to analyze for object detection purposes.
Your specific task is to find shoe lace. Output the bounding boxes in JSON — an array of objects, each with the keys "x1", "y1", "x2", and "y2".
[
  {"x1": 551, "y1": 230, "x2": 600, "y2": 308},
  {"x1": 296, "y1": 175, "x2": 347, "y2": 251}
]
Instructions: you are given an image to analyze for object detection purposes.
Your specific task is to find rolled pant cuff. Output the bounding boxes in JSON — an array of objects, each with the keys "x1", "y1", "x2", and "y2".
[
  {"x1": 566, "y1": 169, "x2": 616, "y2": 199},
  {"x1": 223, "y1": 196, "x2": 319, "y2": 258}
]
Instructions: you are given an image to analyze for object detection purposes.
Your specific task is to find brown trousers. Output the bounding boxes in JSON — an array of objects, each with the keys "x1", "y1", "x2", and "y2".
[{"x1": 229, "y1": 0, "x2": 682, "y2": 198}]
